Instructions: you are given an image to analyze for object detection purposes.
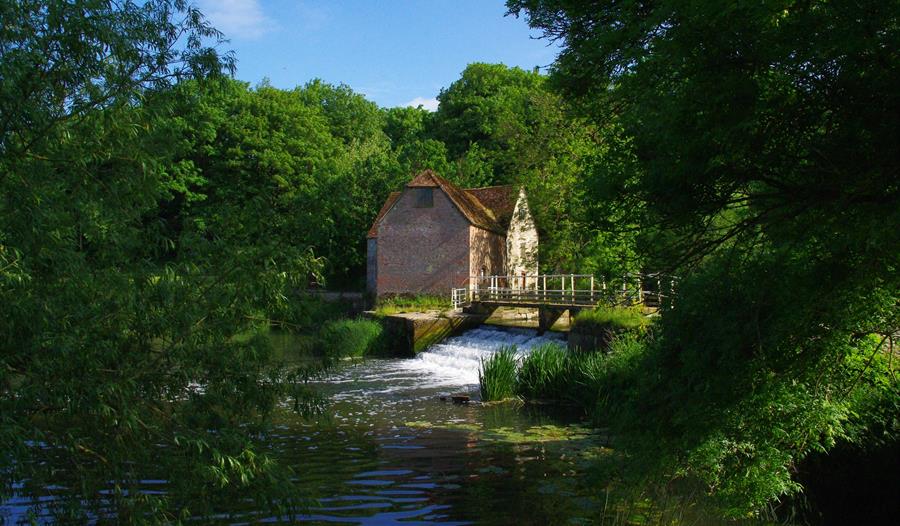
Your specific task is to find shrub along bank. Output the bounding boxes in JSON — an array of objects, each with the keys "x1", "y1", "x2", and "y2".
[{"x1": 315, "y1": 318, "x2": 386, "y2": 360}]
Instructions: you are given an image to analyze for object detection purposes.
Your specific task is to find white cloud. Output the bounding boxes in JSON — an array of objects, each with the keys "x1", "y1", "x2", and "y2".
[
  {"x1": 197, "y1": 0, "x2": 273, "y2": 40},
  {"x1": 404, "y1": 97, "x2": 439, "y2": 112}
]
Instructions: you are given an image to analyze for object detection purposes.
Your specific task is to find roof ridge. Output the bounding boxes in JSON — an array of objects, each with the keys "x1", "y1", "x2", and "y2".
[{"x1": 463, "y1": 184, "x2": 516, "y2": 191}]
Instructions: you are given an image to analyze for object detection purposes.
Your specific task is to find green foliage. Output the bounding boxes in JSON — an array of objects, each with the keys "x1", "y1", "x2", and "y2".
[
  {"x1": 499, "y1": 337, "x2": 646, "y2": 410},
  {"x1": 428, "y1": 62, "x2": 642, "y2": 275},
  {"x1": 0, "y1": 2, "x2": 318, "y2": 520},
  {"x1": 479, "y1": 346, "x2": 519, "y2": 401},
  {"x1": 573, "y1": 307, "x2": 649, "y2": 334},
  {"x1": 515, "y1": 343, "x2": 570, "y2": 401},
  {"x1": 316, "y1": 319, "x2": 385, "y2": 360},
  {"x1": 266, "y1": 294, "x2": 356, "y2": 332},
  {"x1": 510, "y1": 0, "x2": 900, "y2": 516},
  {"x1": 374, "y1": 294, "x2": 452, "y2": 315}
]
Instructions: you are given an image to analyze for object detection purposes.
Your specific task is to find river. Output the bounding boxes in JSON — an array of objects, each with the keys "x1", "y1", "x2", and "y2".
[{"x1": 2, "y1": 326, "x2": 776, "y2": 525}]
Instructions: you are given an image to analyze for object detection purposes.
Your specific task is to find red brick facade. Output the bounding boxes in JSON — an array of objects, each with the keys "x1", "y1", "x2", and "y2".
[
  {"x1": 375, "y1": 186, "x2": 476, "y2": 295},
  {"x1": 367, "y1": 170, "x2": 529, "y2": 297}
]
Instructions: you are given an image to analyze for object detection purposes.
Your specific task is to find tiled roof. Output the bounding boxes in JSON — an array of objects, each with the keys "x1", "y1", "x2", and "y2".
[
  {"x1": 367, "y1": 170, "x2": 520, "y2": 237},
  {"x1": 464, "y1": 185, "x2": 517, "y2": 229},
  {"x1": 366, "y1": 191, "x2": 401, "y2": 238}
]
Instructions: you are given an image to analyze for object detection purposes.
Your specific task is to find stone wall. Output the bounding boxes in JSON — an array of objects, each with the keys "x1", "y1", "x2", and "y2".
[{"x1": 506, "y1": 187, "x2": 539, "y2": 287}]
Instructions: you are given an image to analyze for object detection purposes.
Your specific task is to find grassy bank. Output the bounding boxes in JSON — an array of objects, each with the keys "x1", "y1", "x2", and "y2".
[
  {"x1": 572, "y1": 306, "x2": 649, "y2": 335},
  {"x1": 374, "y1": 294, "x2": 451, "y2": 316}
]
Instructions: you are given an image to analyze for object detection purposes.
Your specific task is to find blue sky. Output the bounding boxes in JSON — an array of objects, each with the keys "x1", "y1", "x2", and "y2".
[{"x1": 195, "y1": 0, "x2": 559, "y2": 110}]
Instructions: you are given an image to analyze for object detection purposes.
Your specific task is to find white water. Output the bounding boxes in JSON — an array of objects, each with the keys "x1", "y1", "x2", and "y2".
[
  {"x1": 323, "y1": 326, "x2": 565, "y2": 398},
  {"x1": 399, "y1": 326, "x2": 565, "y2": 387}
]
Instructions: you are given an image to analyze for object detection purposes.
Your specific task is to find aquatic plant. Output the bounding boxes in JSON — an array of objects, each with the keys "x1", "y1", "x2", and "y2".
[
  {"x1": 478, "y1": 345, "x2": 519, "y2": 401},
  {"x1": 515, "y1": 342, "x2": 570, "y2": 401}
]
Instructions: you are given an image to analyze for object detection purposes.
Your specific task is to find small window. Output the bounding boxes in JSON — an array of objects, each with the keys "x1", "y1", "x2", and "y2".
[{"x1": 413, "y1": 188, "x2": 433, "y2": 208}]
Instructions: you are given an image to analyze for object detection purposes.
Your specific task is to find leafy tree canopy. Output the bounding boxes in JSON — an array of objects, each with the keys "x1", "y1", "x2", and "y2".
[{"x1": 509, "y1": 0, "x2": 900, "y2": 514}]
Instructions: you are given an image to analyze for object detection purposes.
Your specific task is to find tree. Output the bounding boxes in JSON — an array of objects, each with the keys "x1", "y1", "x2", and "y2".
[
  {"x1": 429, "y1": 62, "x2": 641, "y2": 275},
  {"x1": 509, "y1": 0, "x2": 900, "y2": 514},
  {"x1": 0, "y1": 2, "x2": 315, "y2": 521},
  {"x1": 431, "y1": 62, "x2": 545, "y2": 185}
]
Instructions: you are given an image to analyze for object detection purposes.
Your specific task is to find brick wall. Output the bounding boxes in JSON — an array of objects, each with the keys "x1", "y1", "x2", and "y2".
[
  {"x1": 469, "y1": 226, "x2": 505, "y2": 285},
  {"x1": 376, "y1": 188, "x2": 471, "y2": 296},
  {"x1": 366, "y1": 238, "x2": 377, "y2": 294}
]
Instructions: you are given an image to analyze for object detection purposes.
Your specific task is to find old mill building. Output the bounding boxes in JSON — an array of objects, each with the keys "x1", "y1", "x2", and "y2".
[{"x1": 366, "y1": 169, "x2": 538, "y2": 297}]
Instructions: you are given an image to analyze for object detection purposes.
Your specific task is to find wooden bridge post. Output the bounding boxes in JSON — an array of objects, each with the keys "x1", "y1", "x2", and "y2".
[
  {"x1": 542, "y1": 275, "x2": 547, "y2": 302},
  {"x1": 590, "y1": 276, "x2": 595, "y2": 303},
  {"x1": 656, "y1": 275, "x2": 661, "y2": 308},
  {"x1": 670, "y1": 278, "x2": 676, "y2": 310},
  {"x1": 637, "y1": 277, "x2": 643, "y2": 305},
  {"x1": 570, "y1": 274, "x2": 575, "y2": 302}
]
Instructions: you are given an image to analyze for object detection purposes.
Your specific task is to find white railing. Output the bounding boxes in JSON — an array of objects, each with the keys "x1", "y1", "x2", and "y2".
[
  {"x1": 451, "y1": 287, "x2": 469, "y2": 309},
  {"x1": 452, "y1": 272, "x2": 677, "y2": 310}
]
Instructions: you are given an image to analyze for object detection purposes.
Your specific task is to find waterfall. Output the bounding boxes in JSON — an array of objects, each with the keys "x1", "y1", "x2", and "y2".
[
  {"x1": 322, "y1": 326, "x2": 565, "y2": 401},
  {"x1": 399, "y1": 326, "x2": 565, "y2": 387}
]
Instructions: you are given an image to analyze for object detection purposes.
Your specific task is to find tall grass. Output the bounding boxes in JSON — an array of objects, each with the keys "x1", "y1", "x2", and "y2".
[
  {"x1": 478, "y1": 345, "x2": 518, "y2": 401},
  {"x1": 374, "y1": 294, "x2": 451, "y2": 315},
  {"x1": 516, "y1": 343, "x2": 570, "y2": 401},
  {"x1": 512, "y1": 336, "x2": 648, "y2": 409}
]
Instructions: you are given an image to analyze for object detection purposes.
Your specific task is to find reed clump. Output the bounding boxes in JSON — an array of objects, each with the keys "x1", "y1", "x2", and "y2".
[
  {"x1": 478, "y1": 345, "x2": 518, "y2": 401},
  {"x1": 477, "y1": 336, "x2": 648, "y2": 408},
  {"x1": 515, "y1": 343, "x2": 569, "y2": 401}
]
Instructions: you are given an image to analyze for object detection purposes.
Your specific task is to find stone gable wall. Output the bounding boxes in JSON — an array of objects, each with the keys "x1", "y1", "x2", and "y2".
[{"x1": 506, "y1": 188, "x2": 539, "y2": 286}]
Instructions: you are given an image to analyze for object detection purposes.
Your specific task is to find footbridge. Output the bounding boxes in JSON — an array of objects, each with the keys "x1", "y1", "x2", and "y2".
[{"x1": 451, "y1": 273, "x2": 676, "y2": 334}]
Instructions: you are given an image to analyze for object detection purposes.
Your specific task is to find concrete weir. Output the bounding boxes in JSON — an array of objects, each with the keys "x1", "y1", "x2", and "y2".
[{"x1": 364, "y1": 311, "x2": 489, "y2": 356}]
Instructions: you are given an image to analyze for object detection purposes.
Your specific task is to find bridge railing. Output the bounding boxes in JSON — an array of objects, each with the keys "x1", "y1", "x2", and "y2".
[{"x1": 452, "y1": 272, "x2": 677, "y2": 310}]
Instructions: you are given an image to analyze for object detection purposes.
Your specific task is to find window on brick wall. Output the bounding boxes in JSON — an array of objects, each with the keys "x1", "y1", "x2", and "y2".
[{"x1": 413, "y1": 188, "x2": 433, "y2": 208}]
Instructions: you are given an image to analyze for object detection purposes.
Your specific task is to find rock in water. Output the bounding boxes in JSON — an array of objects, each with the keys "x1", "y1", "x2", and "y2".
[{"x1": 451, "y1": 394, "x2": 470, "y2": 404}]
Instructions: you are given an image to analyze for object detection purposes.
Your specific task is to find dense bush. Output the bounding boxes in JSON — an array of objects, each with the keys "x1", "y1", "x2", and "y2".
[
  {"x1": 601, "y1": 257, "x2": 900, "y2": 516},
  {"x1": 478, "y1": 346, "x2": 519, "y2": 401},
  {"x1": 268, "y1": 295, "x2": 357, "y2": 332},
  {"x1": 316, "y1": 319, "x2": 385, "y2": 360}
]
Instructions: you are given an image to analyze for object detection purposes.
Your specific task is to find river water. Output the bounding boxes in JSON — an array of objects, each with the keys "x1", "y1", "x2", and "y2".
[
  {"x1": 2, "y1": 326, "x2": 775, "y2": 525},
  {"x1": 257, "y1": 326, "x2": 769, "y2": 525}
]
